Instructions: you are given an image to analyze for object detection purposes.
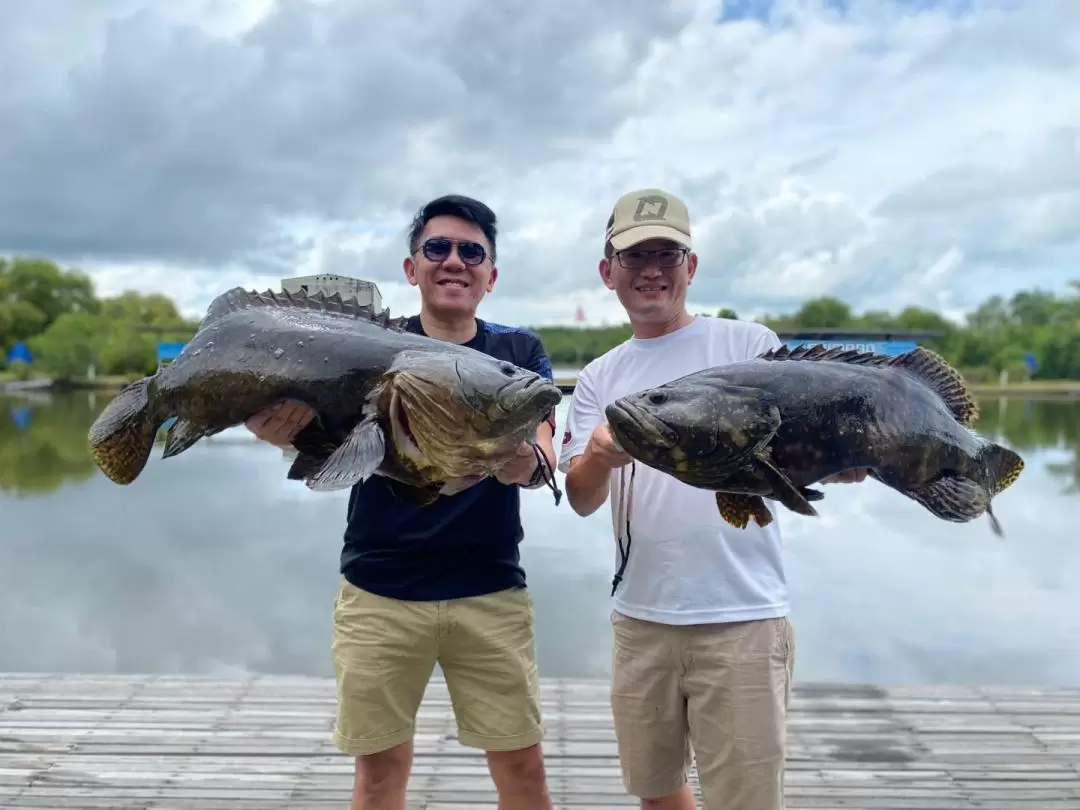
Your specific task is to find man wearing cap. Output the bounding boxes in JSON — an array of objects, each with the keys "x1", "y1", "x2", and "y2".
[{"x1": 558, "y1": 188, "x2": 864, "y2": 809}]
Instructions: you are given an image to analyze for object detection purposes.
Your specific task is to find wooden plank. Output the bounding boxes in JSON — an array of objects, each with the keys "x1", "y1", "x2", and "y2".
[{"x1": 1, "y1": 675, "x2": 1079, "y2": 809}]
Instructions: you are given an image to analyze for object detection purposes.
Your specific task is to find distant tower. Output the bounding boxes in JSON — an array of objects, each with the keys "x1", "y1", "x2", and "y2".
[{"x1": 575, "y1": 304, "x2": 586, "y2": 325}]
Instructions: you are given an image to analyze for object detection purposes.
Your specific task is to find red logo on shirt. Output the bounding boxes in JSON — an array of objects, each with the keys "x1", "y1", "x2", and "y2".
[{"x1": 562, "y1": 429, "x2": 572, "y2": 446}]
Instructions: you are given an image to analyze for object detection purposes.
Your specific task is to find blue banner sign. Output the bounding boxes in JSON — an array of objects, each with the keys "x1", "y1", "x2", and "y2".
[
  {"x1": 783, "y1": 339, "x2": 917, "y2": 357},
  {"x1": 6, "y1": 341, "x2": 32, "y2": 365},
  {"x1": 157, "y1": 342, "x2": 187, "y2": 364}
]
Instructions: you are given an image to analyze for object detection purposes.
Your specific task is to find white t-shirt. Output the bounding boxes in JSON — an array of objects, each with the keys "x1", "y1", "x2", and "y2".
[{"x1": 557, "y1": 316, "x2": 789, "y2": 626}]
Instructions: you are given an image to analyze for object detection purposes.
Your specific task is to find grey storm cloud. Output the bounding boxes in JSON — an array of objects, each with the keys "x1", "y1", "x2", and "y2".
[
  {"x1": 2, "y1": 0, "x2": 1080, "y2": 322},
  {"x1": 0, "y1": 0, "x2": 689, "y2": 271}
]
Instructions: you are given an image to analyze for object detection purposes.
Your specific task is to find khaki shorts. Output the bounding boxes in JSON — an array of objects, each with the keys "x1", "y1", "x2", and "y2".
[
  {"x1": 610, "y1": 611, "x2": 795, "y2": 807},
  {"x1": 331, "y1": 578, "x2": 544, "y2": 756}
]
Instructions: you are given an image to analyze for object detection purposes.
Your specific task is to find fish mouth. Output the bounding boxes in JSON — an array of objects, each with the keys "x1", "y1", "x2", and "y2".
[
  {"x1": 389, "y1": 390, "x2": 424, "y2": 461},
  {"x1": 499, "y1": 375, "x2": 562, "y2": 414},
  {"x1": 606, "y1": 401, "x2": 677, "y2": 450}
]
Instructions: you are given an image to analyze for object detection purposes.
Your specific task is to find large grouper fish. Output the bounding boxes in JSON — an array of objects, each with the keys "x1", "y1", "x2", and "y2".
[
  {"x1": 604, "y1": 343, "x2": 1024, "y2": 536},
  {"x1": 88, "y1": 287, "x2": 564, "y2": 502}
]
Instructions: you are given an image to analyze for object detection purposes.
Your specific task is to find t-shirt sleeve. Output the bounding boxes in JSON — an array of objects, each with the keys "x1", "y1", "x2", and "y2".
[
  {"x1": 521, "y1": 333, "x2": 557, "y2": 433},
  {"x1": 557, "y1": 365, "x2": 602, "y2": 474},
  {"x1": 747, "y1": 325, "x2": 783, "y2": 358}
]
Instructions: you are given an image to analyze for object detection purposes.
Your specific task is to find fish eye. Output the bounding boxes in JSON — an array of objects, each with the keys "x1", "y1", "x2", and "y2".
[
  {"x1": 500, "y1": 362, "x2": 517, "y2": 376},
  {"x1": 647, "y1": 391, "x2": 668, "y2": 405}
]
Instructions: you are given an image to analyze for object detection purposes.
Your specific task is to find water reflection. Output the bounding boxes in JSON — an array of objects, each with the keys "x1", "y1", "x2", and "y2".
[{"x1": 1, "y1": 392, "x2": 1078, "y2": 685}]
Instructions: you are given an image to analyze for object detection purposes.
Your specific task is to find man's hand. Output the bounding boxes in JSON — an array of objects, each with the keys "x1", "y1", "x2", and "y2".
[
  {"x1": 494, "y1": 442, "x2": 542, "y2": 486},
  {"x1": 822, "y1": 468, "x2": 871, "y2": 484},
  {"x1": 584, "y1": 421, "x2": 633, "y2": 470},
  {"x1": 245, "y1": 399, "x2": 315, "y2": 449}
]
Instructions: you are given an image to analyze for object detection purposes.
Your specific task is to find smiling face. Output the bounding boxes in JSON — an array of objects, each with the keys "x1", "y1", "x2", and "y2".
[
  {"x1": 599, "y1": 236, "x2": 698, "y2": 325},
  {"x1": 403, "y1": 214, "x2": 498, "y2": 318}
]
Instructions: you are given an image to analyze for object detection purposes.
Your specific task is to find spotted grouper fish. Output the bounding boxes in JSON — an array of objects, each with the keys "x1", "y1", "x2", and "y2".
[
  {"x1": 88, "y1": 287, "x2": 563, "y2": 503},
  {"x1": 604, "y1": 343, "x2": 1024, "y2": 536}
]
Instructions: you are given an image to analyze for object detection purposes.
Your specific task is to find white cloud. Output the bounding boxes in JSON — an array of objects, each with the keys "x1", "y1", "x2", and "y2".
[{"x1": 2, "y1": 0, "x2": 1078, "y2": 328}]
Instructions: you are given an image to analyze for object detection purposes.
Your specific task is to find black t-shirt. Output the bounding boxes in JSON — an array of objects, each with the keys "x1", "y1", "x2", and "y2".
[{"x1": 339, "y1": 315, "x2": 557, "y2": 602}]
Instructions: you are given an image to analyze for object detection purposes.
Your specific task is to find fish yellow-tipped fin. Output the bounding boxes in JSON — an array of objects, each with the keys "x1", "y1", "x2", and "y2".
[
  {"x1": 715, "y1": 492, "x2": 774, "y2": 530},
  {"x1": 87, "y1": 377, "x2": 160, "y2": 485}
]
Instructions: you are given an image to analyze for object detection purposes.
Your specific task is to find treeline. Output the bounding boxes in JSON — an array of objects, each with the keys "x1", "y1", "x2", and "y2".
[
  {"x1": 533, "y1": 287, "x2": 1080, "y2": 381},
  {"x1": 0, "y1": 257, "x2": 200, "y2": 380},
  {"x1": 3, "y1": 255, "x2": 1080, "y2": 382}
]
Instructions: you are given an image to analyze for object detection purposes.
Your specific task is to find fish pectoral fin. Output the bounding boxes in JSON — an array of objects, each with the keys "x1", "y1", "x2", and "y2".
[
  {"x1": 753, "y1": 451, "x2": 819, "y2": 518},
  {"x1": 304, "y1": 418, "x2": 386, "y2": 492},
  {"x1": 715, "y1": 492, "x2": 774, "y2": 529},
  {"x1": 161, "y1": 418, "x2": 220, "y2": 459},
  {"x1": 899, "y1": 472, "x2": 999, "y2": 535},
  {"x1": 386, "y1": 478, "x2": 443, "y2": 505}
]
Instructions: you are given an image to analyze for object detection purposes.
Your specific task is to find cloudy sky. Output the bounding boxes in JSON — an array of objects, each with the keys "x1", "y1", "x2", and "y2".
[{"x1": 2, "y1": 0, "x2": 1078, "y2": 327}]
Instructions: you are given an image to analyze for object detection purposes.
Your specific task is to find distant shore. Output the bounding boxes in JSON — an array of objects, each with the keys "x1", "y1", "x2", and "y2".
[
  {"x1": 4, "y1": 373, "x2": 1079, "y2": 399},
  {"x1": 551, "y1": 377, "x2": 1080, "y2": 398}
]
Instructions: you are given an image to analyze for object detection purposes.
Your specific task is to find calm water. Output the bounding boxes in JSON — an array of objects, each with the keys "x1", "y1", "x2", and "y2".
[{"x1": 1, "y1": 391, "x2": 1078, "y2": 686}]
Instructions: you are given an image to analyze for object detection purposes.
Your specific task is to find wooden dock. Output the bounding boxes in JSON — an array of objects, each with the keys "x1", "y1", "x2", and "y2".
[{"x1": 1, "y1": 674, "x2": 1079, "y2": 808}]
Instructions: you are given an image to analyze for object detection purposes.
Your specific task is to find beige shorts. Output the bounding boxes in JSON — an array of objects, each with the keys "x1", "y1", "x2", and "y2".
[
  {"x1": 610, "y1": 611, "x2": 795, "y2": 807},
  {"x1": 330, "y1": 578, "x2": 544, "y2": 756}
]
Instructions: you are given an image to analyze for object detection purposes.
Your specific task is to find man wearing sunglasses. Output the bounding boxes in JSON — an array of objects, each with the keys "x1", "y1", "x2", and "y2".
[
  {"x1": 245, "y1": 194, "x2": 557, "y2": 810},
  {"x1": 558, "y1": 188, "x2": 865, "y2": 810}
]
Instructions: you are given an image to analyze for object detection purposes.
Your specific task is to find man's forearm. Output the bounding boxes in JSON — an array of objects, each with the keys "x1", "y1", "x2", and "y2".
[{"x1": 565, "y1": 453, "x2": 614, "y2": 516}]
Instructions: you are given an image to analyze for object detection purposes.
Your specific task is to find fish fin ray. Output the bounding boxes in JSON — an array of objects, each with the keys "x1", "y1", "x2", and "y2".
[
  {"x1": 201, "y1": 286, "x2": 405, "y2": 331},
  {"x1": 87, "y1": 377, "x2": 161, "y2": 485},
  {"x1": 756, "y1": 343, "x2": 978, "y2": 427},
  {"x1": 886, "y1": 347, "x2": 978, "y2": 426},
  {"x1": 161, "y1": 418, "x2": 221, "y2": 459},
  {"x1": 304, "y1": 418, "x2": 386, "y2": 491},
  {"x1": 715, "y1": 492, "x2": 774, "y2": 529}
]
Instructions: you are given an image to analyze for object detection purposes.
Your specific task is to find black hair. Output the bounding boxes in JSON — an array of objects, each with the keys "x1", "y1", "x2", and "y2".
[{"x1": 407, "y1": 194, "x2": 498, "y2": 261}]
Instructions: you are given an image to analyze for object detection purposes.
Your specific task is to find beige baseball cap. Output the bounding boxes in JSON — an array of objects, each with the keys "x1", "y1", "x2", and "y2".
[{"x1": 605, "y1": 188, "x2": 692, "y2": 251}]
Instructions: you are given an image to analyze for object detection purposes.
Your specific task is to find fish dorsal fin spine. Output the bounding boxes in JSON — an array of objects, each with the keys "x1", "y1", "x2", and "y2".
[
  {"x1": 202, "y1": 286, "x2": 406, "y2": 331},
  {"x1": 757, "y1": 343, "x2": 978, "y2": 426}
]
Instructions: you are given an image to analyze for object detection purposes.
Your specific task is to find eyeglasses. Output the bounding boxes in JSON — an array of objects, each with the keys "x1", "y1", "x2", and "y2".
[
  {"x1": 417, "y1": 237, "x2": 489, "y2": 266},
  {"x1": 615, "y1": 247, "x2": 689, "y2": 270}
]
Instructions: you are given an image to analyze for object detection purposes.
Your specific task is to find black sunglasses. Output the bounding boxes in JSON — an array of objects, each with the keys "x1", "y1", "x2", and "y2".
[{"x1": 417, "y1": 237, "x2": 488, "y2": 266}]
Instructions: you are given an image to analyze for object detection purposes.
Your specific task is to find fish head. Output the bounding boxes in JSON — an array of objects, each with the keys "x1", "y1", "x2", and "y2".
[
  {"x1": 384, "y1": 349, "x2": 562, "y2": 478},
  {"x1": 605, "y1": 377, "x2": 780, "y2": 483}
]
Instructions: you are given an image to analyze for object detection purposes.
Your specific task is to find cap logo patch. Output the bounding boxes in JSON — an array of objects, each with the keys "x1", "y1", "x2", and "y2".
[{"x1": 633, "y1": 195, "x2": 669, "y2": 222}]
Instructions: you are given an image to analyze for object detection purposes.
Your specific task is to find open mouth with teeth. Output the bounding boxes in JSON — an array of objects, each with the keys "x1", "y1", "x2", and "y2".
[
  {"x1": 635, "y1": 284, "x2": 667, "y2": 293},
  {"x1": 437, "y1": 278, "x2": 469, "y2": 288}
]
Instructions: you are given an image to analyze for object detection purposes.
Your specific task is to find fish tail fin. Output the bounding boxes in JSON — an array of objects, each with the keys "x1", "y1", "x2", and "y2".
[
  {"x1": 87, "y1": 377, "x2": 162, "y2": 485},
  {"x1": 887, "y1": 347, "x2": 979, "y2": 426},
  {"x1": 979, "y1": 441, "x2": 1025, "y2": 495}
]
